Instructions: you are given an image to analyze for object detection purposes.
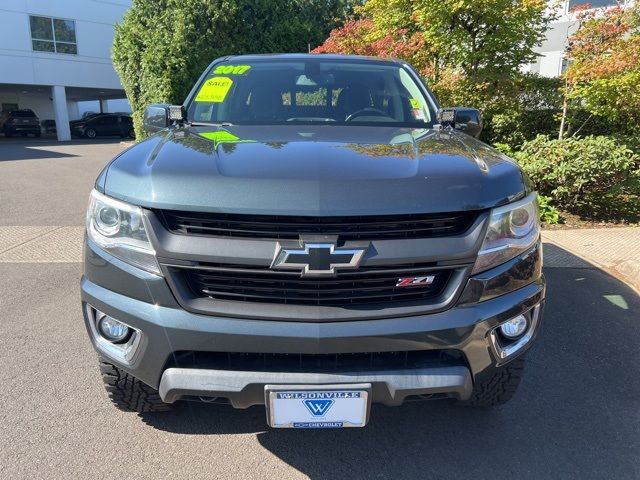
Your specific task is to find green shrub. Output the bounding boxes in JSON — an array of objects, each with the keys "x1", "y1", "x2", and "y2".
[
  {"x1": 612, "y1": 134, "x2": 640, "y2": 156},
  {"x1": 489, "y1": 107, "x2": 640, "y2": 153},
  {"x1": 514, "y1": 135, "x2": 640, "y2": 219},
  {"x1": 476, "y1": 75, "x2": 563, "y2": 148},
  {"x1": 563, "y1": 109, "x2": 640, "y2": 139},
  {"x1": 488, "y1": 109, "x2": 559, "y2": 149},
  {"x1": 113, "y1": 0, "x2": 353, "y2": 138},
  {"x1": 492, "y1": 142, "x2": 516, "y2": 157},
  {"x1": 537, "y1": 195, "x2": 559, "y2": 224}
]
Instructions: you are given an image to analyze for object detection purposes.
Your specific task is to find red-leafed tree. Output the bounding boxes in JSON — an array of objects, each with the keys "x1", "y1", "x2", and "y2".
[
  {"x1": 313, "y1": 19, "x2": 425, "y2": 62},
  {"x1": 559, "y1": 3, "x2": 640, "y2": 138},
  {"x1": 313, "y1": 0, "x2": 551, "y2": 81}
]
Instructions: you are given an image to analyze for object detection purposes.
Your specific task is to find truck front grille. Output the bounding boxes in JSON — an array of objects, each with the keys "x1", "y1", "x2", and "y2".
[
  {"x1": 169, "y1": 262, "x2": 452, "y2": 307},
  {"x1": 167, "y1": 349, "x2": 466, "y2": 373},
  {"x1": 156, "y1": 210, "x2": 478, "y2": 241}
]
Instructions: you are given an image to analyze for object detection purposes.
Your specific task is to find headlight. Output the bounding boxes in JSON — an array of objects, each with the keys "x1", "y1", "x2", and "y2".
[
  {"x1": 86, "y1": 189, "x2": 161, "y2": 275},
  {"x1": 472, "y1": 193, "x2": 540, "y2": 274}
]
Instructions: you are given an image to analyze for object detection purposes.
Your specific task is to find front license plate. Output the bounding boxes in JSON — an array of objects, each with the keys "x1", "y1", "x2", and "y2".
[{"x1": 265, "y1": 384, "x2": 371, "y2": 428}]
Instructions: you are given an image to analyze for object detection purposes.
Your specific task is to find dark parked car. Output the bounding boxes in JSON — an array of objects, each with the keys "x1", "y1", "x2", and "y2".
[
  {"x1": 71, "y1": 113, "x2": 101, "y2": 126},
  {"x1": 82, "y1": 54, "x2": 544, "y2": 428},
  {"x1": 41, "y1": 119, "x2": 57, "y2": 135},
  {"x1": 1, "y1": 109, "x2": 41, "y2": 137},
  {"x1": 71, "y1": 114, "x2": 135, "y2": 139}
]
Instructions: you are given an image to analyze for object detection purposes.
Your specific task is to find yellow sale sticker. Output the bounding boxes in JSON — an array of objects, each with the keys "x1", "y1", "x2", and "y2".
[
  {"x1": 198, "y1": 130, "x2": 256, "y2": 148},
  {"x1": 195, "y1": 77, "x2": 233, "y2": 103},
  {"x1": 213, "y1": 64, "x2": 252, "y2": 75},
  {"x1": 409, "y1": 98, "x2": 421, "y2": 109},
  {"x1": 199, "y1": 130, "x2": 241, "y2": 143}
]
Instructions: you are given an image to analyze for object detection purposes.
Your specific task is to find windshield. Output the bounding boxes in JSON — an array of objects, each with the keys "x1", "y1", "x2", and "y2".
[
  {"x1": 187, "y1": 58, "x2": 437, "y2": 127},
  {"x1": 10, "y1": 110, "x2": 36, "y2": 117}
]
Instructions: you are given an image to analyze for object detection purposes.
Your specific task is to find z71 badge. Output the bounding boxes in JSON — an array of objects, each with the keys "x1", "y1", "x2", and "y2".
[{"x1": 396, "y1": 275, "x2": 436, "y2": 287}]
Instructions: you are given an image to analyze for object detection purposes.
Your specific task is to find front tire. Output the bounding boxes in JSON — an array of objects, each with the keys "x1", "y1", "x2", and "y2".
[
  {"x1": 460, "y1": 356, "x2": 525, "y2": 407},
  {"x1": 85, "y1": 128, "x2": 97, "y2": 139},
  {"x1": 99, "y1": 360, "x2": 171, "y2": 412}
]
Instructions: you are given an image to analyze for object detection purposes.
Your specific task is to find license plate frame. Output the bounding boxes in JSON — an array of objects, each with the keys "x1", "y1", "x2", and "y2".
[{"x1": 265, "y1": 384, "x2": 371, "y2": 429}]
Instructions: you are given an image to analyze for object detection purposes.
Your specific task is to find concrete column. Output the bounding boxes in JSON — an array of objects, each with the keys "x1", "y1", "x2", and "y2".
[
  {"x1": 100, "y1": 98, "x2": 109, "y2": 113},
  {"x1": 67, "y1": 100, "x2": 80, "y2": 121},
  {"x1": 51, "y1": 86, "x2": 71, "y2": 141}
]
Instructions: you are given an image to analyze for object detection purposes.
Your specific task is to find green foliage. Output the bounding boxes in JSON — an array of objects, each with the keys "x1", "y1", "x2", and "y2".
[
  {"x1": 314, "y1": 1, "x2": 557, "y2": 146},
  {"x1": 565, "y1": 5, "x2": 640, "y2": 122},
  {"x1": 514, "y1": 135, "x2": 640, "y2": 220},
  {"x1": 573, "y1": 72, "x2": 640, "y2": 123},
  {"x1": 480, "y1": 75, "x2": 562, "y2": 147},
  {"x1": 433, "y1": 73, "x2": 563, "y2": 147},
  {"x1": 559, "y1": 108, "x2": 640, "y2": 139},
  {"x1": 361, "y1": 0, "x2": 552, "y2": 80},
  {"x1": 492, "y1": 142, "x2": 515, "y2": 157},
  {"x1": 113, "y1": 0, "x2": 354, "y2": 137},
  {"x1": 537, "y1": 195, "x2": 559, "y2": 224},
  {"x1": 559, "y1": 5, "x2": 640, "y2": 139},
  {"x1": 488, "y1": 109, "x2": 555, "y2": 147}
]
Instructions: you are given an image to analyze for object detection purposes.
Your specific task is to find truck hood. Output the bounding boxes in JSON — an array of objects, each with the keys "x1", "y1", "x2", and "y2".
[{"x1": 102, "y1": 125, "x2": 528, "y2": 215}]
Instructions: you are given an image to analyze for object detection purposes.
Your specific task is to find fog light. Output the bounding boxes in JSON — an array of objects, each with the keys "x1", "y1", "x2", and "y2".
[
  {"x1": 499, "y1": 314, "x2": 528, "y2": 339},
  {"x1": 97, "y1": 315, "x2": 130, "y2": 342}
]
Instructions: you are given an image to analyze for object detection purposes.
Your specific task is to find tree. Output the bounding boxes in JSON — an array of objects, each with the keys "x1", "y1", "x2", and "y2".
[
  {"x1": 559, "y1": 3, "x2": 640, "y2": 138},
  {"x1": 313, "y1": 1, "x2": 556, "y2": 145},
  {"x1": 316, "y1": 0, "x2": 552, "y2": 81},
  {"x1": 113, "y1": 0, "x2": 355, "y2": 137},
  {"x1": 313, "y1": 18, "x2": 426, "y2": 60}
]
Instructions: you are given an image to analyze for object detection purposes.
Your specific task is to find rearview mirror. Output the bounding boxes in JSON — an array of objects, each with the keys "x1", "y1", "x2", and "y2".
[
  {"x1": 143, "y1": 104, "x2": 186, "y2": 133},
  {"x1": 438, "y1": 107, "x2": 483, "y2": 138}
]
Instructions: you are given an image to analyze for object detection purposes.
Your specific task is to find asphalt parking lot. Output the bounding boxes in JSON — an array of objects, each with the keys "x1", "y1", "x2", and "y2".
[{"x1": 0, "y1": 140, "x2": 638, "y2": 479}]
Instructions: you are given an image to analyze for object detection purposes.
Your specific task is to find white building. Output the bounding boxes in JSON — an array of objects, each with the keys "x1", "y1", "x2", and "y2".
[
  {"x1": 528, "y1": 0, "x2": 629, "y2": 78},
  {"x1": 0, "y1": 0, "x2": 131, "y2": 140}
]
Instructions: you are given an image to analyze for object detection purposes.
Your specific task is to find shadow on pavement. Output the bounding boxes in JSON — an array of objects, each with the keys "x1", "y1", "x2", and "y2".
[
  {"x1": 0, "y1": 138, "x2": 123, "y2": 161},
  {"x1": 140, "y1": 244, "x2": 639, "y2": 479}
]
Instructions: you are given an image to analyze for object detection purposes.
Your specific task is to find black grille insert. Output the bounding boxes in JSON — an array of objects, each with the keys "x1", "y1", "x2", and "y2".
[
  {"x1": 167, "y1": 350, "x2": 465, "y2": 373},
  {"x1": 169, "y1": 262, "x2": 453, "y2": 307},
  {"x1": 156, "y1": 210, "x2": 478, "y2": 241}
]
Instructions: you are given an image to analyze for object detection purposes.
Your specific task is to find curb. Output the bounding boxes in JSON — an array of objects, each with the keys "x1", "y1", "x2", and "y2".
[{"x1": 542, "y1": 234, "x2": 640, "y2": 294}]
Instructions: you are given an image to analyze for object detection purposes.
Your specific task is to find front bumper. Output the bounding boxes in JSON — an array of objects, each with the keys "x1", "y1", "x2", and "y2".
[
  {"x1": 159, "y1": 366, "x2": 473, "y2": 408},
  {"x1": 5, "y1": 125, "x2": 40, "y2": 134},
  {"x1": 81, "y1": 233, "x2": 545, "y2": 407}
]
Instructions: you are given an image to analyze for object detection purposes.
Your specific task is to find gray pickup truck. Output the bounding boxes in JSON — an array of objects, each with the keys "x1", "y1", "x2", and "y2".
[{"x1": 81, "y1": 54, "x2": 544, "y2": 428}]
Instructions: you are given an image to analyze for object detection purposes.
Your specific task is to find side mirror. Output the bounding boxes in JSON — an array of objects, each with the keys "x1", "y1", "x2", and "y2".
[
  {"x1": 142, "y1": 104, "x2": 186, "y2": 133},
  {"x1": 438, "y1": 107, "x2": 483, "y2": 138}
]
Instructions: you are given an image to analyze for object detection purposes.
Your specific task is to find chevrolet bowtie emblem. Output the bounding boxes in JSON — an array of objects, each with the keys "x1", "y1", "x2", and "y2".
[{"x1": 271, "y1": 242, "x2": 367, "y2": 277}]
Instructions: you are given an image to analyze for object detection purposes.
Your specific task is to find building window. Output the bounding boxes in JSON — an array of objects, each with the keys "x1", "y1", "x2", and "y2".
[
  {"x1": 29, "y1": 15, "x2": 77, "y2": 54},
  {"x1": 568, "y1": 0, "x2": 618, "y2": 11}
]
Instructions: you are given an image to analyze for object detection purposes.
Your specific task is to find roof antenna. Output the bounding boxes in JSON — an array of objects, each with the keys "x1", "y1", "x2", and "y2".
[{"x1": 308, "y1": 43, "x2": 311, "y2": 53}]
